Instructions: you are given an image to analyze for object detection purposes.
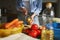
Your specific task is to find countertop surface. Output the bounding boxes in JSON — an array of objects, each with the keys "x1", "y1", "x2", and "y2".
[{"x1": 0, "y1": 33, "x2": 39, "y2": 40}]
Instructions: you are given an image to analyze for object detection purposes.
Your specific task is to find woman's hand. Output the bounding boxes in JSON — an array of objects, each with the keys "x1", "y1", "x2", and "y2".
[
  {"x1": 18, "y1": 7, "x2": 28, "y2": 15},
  {"x1": 31, "y1": 13, "x2": 36, "y2": 20},
  {"x1": 30, "y1": 13, "x2": 36, "y2": 25},
  {"x1": 21, "y1": 7, "x2": 28, "y2": 15}
]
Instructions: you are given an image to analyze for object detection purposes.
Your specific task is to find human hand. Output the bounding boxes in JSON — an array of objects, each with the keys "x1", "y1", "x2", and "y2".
[
  {"x1": 31, "y1": 13, "x2": 36, "y2": 21},
  {"x1": 22, "y1": 7, "x2": 28, "y2": 15},
  {"x1": 18, "y1": 7, "x2": 28, "y2": 15}
]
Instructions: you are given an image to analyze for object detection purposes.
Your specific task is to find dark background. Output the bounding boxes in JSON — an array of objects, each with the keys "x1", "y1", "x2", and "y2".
[{"x1": 0, "y1": 0, "x2": 60, "y2": 22}]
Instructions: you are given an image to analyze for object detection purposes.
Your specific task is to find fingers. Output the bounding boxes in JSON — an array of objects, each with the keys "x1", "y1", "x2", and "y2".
[{"x1": 22, "y1": 7, "x2": 28, "y2": 15}]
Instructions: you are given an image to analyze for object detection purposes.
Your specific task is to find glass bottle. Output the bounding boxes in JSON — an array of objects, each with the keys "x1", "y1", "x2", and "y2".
[
  {"x1": 41, "y1": 14, "x2": 47, "y2": 40},
  {"x1": 46, "y1": 15, "x2": 54, "y2": 40},
  {"x1": 41, "y1": 7, "x2": 54, "y2": 40}
]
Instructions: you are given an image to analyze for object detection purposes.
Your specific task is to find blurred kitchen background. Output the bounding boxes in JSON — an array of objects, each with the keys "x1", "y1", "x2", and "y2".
[{"x1": 0, "y1": 0, "x2": 60, "y2": 23}]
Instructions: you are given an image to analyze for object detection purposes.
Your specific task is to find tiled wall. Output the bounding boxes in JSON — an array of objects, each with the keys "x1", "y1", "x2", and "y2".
[
  {"x1": 43, "y1": 0, "x2": 57, "y2": 2},
  {"x1": 0, "y1": 0, "x2": 17, "y2": 14},
  {"x1": 0, "y1": 0, "x2": 17, "y2": 22},
  {"x1": 0, "y1": 0, "x2": 59, "y2": 22},
  {"x1": 56, "y1": 0, "x2": 60, "y2": 17},
  {"x1": 0, "y1": 0, "x2": 57, "y2": 14}
]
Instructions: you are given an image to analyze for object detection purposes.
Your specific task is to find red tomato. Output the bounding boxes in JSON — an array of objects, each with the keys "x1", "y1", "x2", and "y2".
[
  {"x1": 28, "y1": 30, "x2": 38, "y2": 38},
  {"x1": 31, "y1": 24, "x2": 38, "y2": 30},
  {"x1": 36, "y1": 30, "x2": 41, "y2": 35},
  {"x1": 24, "y1": 29, "x2": 31, "y2": 34}
]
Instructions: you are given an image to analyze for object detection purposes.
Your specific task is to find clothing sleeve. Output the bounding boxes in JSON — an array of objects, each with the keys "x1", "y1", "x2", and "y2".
[
  {"x1": 30, "y1": 0, "x2": 37, "y2": 13},
  {"x1": 16, "y1": 0, "x2": 23, "y2": 11},
  {"x1": 34, "y1": 0, "x2": 42, "y2": 15}
]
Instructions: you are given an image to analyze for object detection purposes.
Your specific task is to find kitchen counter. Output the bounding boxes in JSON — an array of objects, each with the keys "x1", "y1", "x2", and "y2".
[{"x1": 0, "y1": 33, "x2": 39, "y2": 40}]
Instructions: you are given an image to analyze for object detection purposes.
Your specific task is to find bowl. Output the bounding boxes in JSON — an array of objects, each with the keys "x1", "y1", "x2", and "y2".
[{"x1": 0, "y1": 24, "x2": 24, "y2": 37}]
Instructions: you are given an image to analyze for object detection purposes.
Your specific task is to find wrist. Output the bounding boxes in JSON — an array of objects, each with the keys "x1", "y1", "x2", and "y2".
[
  {"x1": 31, "y1": 13, "x2": 36, "y2": 19},
  {"x1": 32, "y1": 13, "x2": 36, "y2": 17}
]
